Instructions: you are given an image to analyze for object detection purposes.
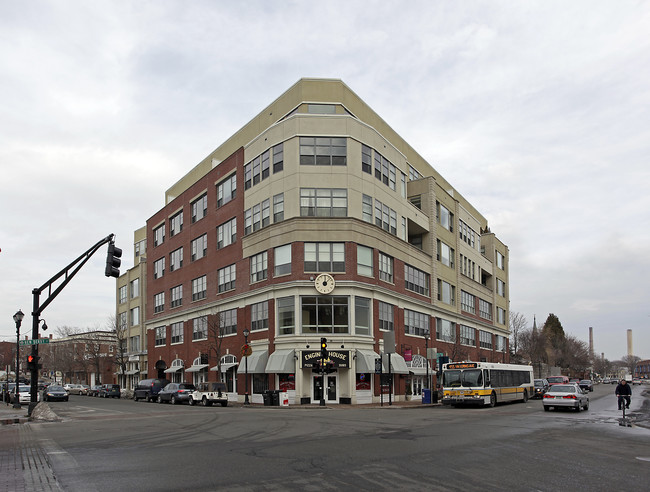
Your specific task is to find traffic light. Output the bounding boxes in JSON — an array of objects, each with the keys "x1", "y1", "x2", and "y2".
[
  {"x1": 105, "y1": 241, "x2": 122, "y2": 278},
  {"x1": 320, "y1": 337, "x2": 327, "y2": 359},
  {"x1": 27, "y1": 354, "x2": 39, "y2": 371}
]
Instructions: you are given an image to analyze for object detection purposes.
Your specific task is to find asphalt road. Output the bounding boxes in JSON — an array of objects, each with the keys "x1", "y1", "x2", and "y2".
[{"x1": 11, "y1": 383, "x2": 650, "y2": 491}]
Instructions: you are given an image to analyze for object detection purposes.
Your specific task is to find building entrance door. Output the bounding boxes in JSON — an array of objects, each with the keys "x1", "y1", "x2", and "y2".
[{"x1": 313, "y1": 374, "x2": 337, "y2": 404}]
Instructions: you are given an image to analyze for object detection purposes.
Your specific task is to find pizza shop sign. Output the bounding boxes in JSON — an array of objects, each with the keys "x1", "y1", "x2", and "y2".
[{"x1": 302, "y1": 350, "x2": 349, "y2": 369}]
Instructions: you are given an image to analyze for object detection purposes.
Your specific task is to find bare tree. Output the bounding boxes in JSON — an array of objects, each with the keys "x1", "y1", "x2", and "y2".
[
  {"x1": 509, "y1": 311, "x2": 528, "y2": 363},
  {"x1": 108, "y1": 314, "x2": 128, "y2": 387},
  {"x1": 207, "y1": 310, "x2": 227, "y2": 377},
  {"x1": 618, "y1": 355, "x2": 641, "y2": 375}
]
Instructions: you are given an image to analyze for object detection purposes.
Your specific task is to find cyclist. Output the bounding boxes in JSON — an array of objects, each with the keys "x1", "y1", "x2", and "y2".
[{"x1": 615, "y1": 379, "x2": 632, "y2": 410}]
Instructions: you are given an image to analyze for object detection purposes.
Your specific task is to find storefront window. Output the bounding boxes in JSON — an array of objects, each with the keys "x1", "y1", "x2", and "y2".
[
  {"x1": 279, "y1": 374, "x2": 295, "y2": 391},
  {"x1": 356, "y1": 373, "x2": 371, "y2": 391}
]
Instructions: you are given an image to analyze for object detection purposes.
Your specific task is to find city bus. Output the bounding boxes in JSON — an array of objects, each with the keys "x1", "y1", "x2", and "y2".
[{"x1": 442, "y1": 362, "x2": 534, "y2": 407}]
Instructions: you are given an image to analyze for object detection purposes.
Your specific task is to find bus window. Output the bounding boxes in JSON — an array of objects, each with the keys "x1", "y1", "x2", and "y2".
[
  {"x1": 461, "y1": 369, "x2": 483, "y2": 388},
  {"x1": 484, "y1": 370, "x2": 491, "y2": 387},
  {"x1": 443, "y1": 370, "x2": 462, "y2": 388}
]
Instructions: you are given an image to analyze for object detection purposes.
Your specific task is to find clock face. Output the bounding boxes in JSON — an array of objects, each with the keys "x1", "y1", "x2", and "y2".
[{"x1": 314, "y1": 273, "x2": 335, "y2": 294}]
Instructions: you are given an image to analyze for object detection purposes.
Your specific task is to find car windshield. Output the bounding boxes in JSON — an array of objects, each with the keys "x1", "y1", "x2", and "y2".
[
  {"x1": 550, "y1": 385, "x2": 575, "y2": 393},
  {"x1": 580, "y1": 380, "x2": 590, "y2": 384},
  {"x1": 443, "y1": 369, "x2": 483, "y2": 388},
  {"x1": 534, "y1": 381, "x2": 544, "y2": 387},
  {"x1": 547, "y1": 377, "x2": 565, "y2": 383},
  {"x1": 179, "y1": 384, "x2": 195, "y2": 390},
  {"x1": 49, "y1": 386, "x2": 65, "y2": 391}
]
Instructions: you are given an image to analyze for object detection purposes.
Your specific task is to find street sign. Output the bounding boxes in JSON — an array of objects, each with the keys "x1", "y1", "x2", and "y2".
[{"x1": 19, "y1": 338, "x2": 50, "y2": 346}]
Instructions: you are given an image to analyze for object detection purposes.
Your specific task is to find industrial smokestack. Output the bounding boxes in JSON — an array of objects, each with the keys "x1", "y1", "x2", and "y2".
[
  {"x1": 589, "y1": 327, "x2": 594, "y2": 360},
  {"x1": 627, "y1": 329, "x2": 633, "y2": 357}
]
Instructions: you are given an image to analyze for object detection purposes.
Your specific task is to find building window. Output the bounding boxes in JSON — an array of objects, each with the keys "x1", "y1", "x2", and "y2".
[
  {"x1": 404, "y1": 264, "x2": 429, "y2": 296},
  {"x1": 244, "y1": 200, "x2": 270, "y2": 234},
  {"x1": 250, "y1": 251, "x2": 268, "y2": 283},
  {"x1": 496, "y1": 279, "x2": 506, "y2": 297},
  {"x1": 460, "y1": 254, "x2": 476, "y2": 281},
  {"x1": 154, "y1": 292, "x2": 165, "y2": 313},
  {"x1": 154, "y1": 223, "x2": 165, "y2": 247},
  {"x1": 273, "y1": 143, "x2": 284, "y2": 173},
  {"x1": 404, "y1": 309, "x2": 429, "y2": 337},
  {"x1": 154, "y1": 326, "x2": 166, "y2": 346},
  {"x1": 479, "y1": 330, "x2": 493, "y2": 349},
  {"x1": 373, "y1": 151, "x2": 396, "y2": 190},
  {"x1": 170, "y1": 210, "x2": 183, "y2": 237},
  {"x1": 217, "y1": 173, "x2": 236, "y2": 207},
  {"x1": 437, "y1": 240, "x2": 455, "y2": 268},
  {"x1": 479, "y1": 299, "x2": 493, "y2": 321},
  {"x1": 221, "y1": 309, "x2": 237, "y2": 335},
  {"x1": 217, "y1": 218, "x2": 237, "y2": 249},
  {"x1": 379, "y1": 252, "x2": 393, "y2": 283},
  {"x1": 274, "y1": 244, "x2": 291, "y2": 276},
  {"x1": 130, "y1": 307, "x2": 139, "y2": 327},
  {"x1": 218, "y1": 264, "x2": 236, "y2": 293},
  {"x1": 496, "y1": 251, "x2": 505, "y2": 270},
  {"x1": 374, "y1": 199, "x2": 397, "y2": 235},
  {"x1": 400, "y1": 172, "x2": 406, "y2": 198},
  {"x1": 171, "y1": 322, "x2": 184, "y2": 344},
  {"x1": 409, "y1": 165, "x2": 422, "y2": 181},
  {"x1": 300, "y1": 188, "x2": 347, "y2": 217},
  {"x1": 277, "y1": 296, "x2": 295, "y2": 335},
  {"x1": 460, "y1": 325, "x2": 476, "y2": 346},
  {"x1": 251, "y1": 301, "x2": 269, "y2": 332},
  {"x1": 273, "y1": 193, "x2": 284, "y2": 222},
  {"x1": 461, "y1": 290, "x2": 475, "y2": 314},
  {"x1": 299, "y1": 137, "x2": 347, "y2": 166},
  {"x1": 191, "y1": 234, "x2": 208, "y2": 261},
  {"x1": 361, "y1": 144, "x2": 372, "y2": 174},
  {"x1": 304, "y1": 242, "x2": 345, "y2": 272},
  {"x1": 355, "y1": 297, "x2": 371, "y2": 336},
  {"x1": 130, "y1": 278, "x2": 140, "y2": 298},
  {"x1": 170, "y1": 247, "x2": 183, "y2": 272},
  {"x1": 496, "y1": 335, "x2": 507, "y2": 352},
  {"x1": 130, "y1": 335, "x2": 140, "y2": 353},
  {"x1": 497, "y1": 307, "x2": 506, "y2": 325},
  {"x1": 170, "y1": 285, "x2": 183, "y2": 308},
  {"x1": 261, "y1": 150, "x2": 270, "y2": 180},
  {"x1": 135, "y1": 239, "x2": 146, "y2": 257},
  {"x1": 437, "y1": 202, "x2": 454, "y2": 232},
  {"x1": 362, "y1": 194, "x2": 373, "y2": 223},
  {"x1": 436, "y1": 318, "x2": 455, "y2": 342},
  {"x1": 192, "y1": 316, "x2": 207, "y2": 340},
  {"x1": 301, "y1": 296, "x2": 349, "y2": 334},
  {"x1": 379, "y1": 302, "x2": 394, "y2": 331},
  {"x1": 119, "y1": 285, "x2": 127, "y2": 304},
  {"x1": 437, "y1": 279, "x2": 455, "y2": 306},
  {"x1": 154, "y1": 257, "x2": 165, "y2": 279},
  {"x1": 459, "y1": 219, "x2": 477, "y2": 249},
  {"x1": 191, "y1": 193, "x2": 207, "y2": 223},
  {"x1": 357, "y1": 245, "x2": 373, "y2": 277},
  {"x1": 192, "y1": 275, "x2": 206, "y2": 301},
  {"x1": 119, "y1": 312, "x2": 127, "y2": 332}
]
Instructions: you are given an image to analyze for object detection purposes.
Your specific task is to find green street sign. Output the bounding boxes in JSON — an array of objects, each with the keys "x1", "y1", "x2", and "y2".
[{"x1": 19, "y1": 338, "x2": 50, "y2": 346}]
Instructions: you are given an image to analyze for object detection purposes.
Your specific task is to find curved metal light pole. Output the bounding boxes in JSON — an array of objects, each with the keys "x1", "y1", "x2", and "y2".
[
  {"x1": 13, "y1": 310, "x2": 24, "y2": 409},
  {"x1": 243, "y1": 328, "x2": 250, "y2": 405}
]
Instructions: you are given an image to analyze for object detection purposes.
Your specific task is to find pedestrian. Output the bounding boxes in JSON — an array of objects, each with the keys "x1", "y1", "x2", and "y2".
[{"x1": 615, "y1": 379, "x2": 632, "y2": 410}]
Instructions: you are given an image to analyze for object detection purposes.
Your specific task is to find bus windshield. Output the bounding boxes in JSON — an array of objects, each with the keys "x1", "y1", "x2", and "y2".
[{"x1": 443, "y1": 369, "x2": 483, "y2": 388}]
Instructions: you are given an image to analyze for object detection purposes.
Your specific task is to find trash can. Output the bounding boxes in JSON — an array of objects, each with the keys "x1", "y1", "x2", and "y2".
[
  {"x1": 422, "y1": 388, "x2": 431, "y2": 404},
  {"x1": 280, "y1": 392, "x2": 289, "y2": 407},
  {"x1": 432, "y1": 388, "x2": 439, "y2": 404},
  {"x1": 263, "y1": 390, "x2": 272, "y2": 406},
  {"x1": 271, "y1": 390, "x2": 280, "y2": 406}
]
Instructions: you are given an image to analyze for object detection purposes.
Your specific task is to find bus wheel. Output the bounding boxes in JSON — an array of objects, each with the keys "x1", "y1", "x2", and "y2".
[
  {"x1": 488, "y1": 392, "x2": 496, "y2": 408},
  {"x1": 522, "y1": 390, "x2": 528, "y2": 403}
]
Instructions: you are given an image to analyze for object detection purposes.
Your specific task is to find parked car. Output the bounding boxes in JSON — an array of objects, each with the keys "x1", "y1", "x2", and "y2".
[
  {"x1": 546, "y1": 376, "x2": 570, "y2": 386},
  {"x1": 133, "y1": 378, "x2": 171, "y2": 402},
  {"x1": 579, "y1": 380, "x2": 593, "y2": 392},
  {"x1": 11, "y1": 385, "x2": 41, "y2": 404},
  {"x1": 632, "y1": 378, "x2": 642, "y2": 385},
  {"x1": 157, "y1": 383, "x2": 196, "y2": 404},
  {"x1": 87, "y1": 385, "x2": 103, "y2": 397},
  {"x1": 188, "y1": 382, "x2": 229, "y2": 407},
  {"x1": 42, "y1": 385, "x2": 69, "y2": 402},
  {"x1": 79, "y1": 384, "x2": 91, "y2": 395},
  {"x1": 67, "y1": 384, "x2": 86, "y2": 395},
  {"x1": 98, "y1": 384, "x2": 121, "y2": 398},
  {"x1": 533, "y1": 379, "x2": 549, "y2": 399},
  {"x1": 543, "y1": 384, "x2": 589, "y2": 412}
]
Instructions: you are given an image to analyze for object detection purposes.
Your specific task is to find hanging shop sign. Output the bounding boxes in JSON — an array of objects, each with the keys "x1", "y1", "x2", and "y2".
[{"x1": 302, "y1": 350, "x2": 349, "y2": 369}]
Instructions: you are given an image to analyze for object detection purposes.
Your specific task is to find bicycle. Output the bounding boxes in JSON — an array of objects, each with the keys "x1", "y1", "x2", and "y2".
[{"x1": 618, "y1": 394, "x2": 632, "y2": 426}]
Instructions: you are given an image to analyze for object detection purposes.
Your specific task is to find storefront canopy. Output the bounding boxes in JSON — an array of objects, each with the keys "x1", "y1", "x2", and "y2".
[
  {"x1": 243, "y1": 350, "x2": 268, "y2": 374},
  {"x1": 382, "y1": 353, "x2": 410, "y2": 374},
  {"x1": 355, "y1": 349, "x2": 380, "y2": 373},
  {"x1": 185, "y1": 364, "x2": 209, "y2": 373},
  {"x1": 265, "y1": 349, "x2": 295, "y2": 373}
]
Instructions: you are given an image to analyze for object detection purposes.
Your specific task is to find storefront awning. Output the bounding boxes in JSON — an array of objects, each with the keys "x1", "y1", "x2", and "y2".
[
  {"x1": 383, "y1": 353, "x2": 410, "y2": 374},
  {"x1": 210, "y1": 362, "x2": 238, "y2": 372},
  {"x1": 355, "y1": 349, "x2": 380, "y2": 373},
  {"x1": 265, "y1": 349, "x2": 295, "y2": 373},
  {"x1": 243, "y1": 350, "x2": 268, "y2": 374},
  {"x1": 408, "y1": 365, "x2": 432, "y2": 376},
  {"x1": 164, "y1": 366, "x2": 184, "y2": 373},
  {"x1": 125, "y1": 370, "x2": 139, "y2": 375},
  {"x1": 185, "y1": 364, "x2": 209, "y2": 373}
]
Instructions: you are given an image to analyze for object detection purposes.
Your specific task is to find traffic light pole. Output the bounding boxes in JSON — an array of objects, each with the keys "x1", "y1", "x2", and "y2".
[{"x1": 28, "y1": 234, "x2": 118, "y2": 414}]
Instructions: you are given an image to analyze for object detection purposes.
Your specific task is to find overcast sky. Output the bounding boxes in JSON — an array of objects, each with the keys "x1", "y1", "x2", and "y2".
[{"x1": 1, "y1": 1, "x2": 648, "y2": 362}]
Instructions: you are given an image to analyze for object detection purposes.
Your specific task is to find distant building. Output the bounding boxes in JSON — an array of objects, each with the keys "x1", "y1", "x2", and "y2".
[
  {"x1": 634, "y1": 359, "x2": 650, "y2": 379},
  {"x1": 116, "y1": 78, "x2": 510, "y2": 404}
]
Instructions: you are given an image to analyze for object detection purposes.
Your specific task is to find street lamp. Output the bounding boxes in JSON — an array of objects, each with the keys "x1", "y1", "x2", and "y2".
[
  {"x1": 13, "y1": 310, "x2": 24, "y2": 410},
  {"x1": 243, "y1": 328, "x2": 250, "y2": 405},
  {"x1": 424, "y1": 330, "x2": 430, "y2": 390}
]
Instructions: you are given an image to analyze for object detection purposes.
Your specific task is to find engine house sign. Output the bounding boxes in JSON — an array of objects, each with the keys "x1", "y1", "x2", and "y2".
[{"x1": 302, "y1": 350, "x2": 349, "y2": 369}]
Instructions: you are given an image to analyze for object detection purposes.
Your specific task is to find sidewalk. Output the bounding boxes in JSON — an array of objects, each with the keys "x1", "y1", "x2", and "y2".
[{"x1": 0, "y1": 401, "x2": 31, "y2": 425}]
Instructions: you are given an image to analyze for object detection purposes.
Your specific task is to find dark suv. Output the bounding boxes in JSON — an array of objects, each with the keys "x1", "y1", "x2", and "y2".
[
  {"x1": 98, "y1": 384, "x2": 121, "y2": 398},
  {"x1": 134, "y1": 378, "x2": 171, "y2": 402}
]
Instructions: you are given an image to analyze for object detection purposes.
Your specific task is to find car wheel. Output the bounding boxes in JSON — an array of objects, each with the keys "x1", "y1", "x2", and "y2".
[
  {"x1": 202, "y1": 396, "x2": 209, "y2": 407},
  {"x1": 157, "y1": 395, "x2": 163, "y2": 404},
  {"x1": 65, "y1": 397, "x2": 68, "y2": 402},
  {"x1": 576, "y1": 403, "x2": 581, "y2": 412},
  {"x1": 584, "y1": 402, "x2": 589, "y2": 411},
  {"x1": 489, "y1": 392, "x2": 496, "y2": 408},
  {"x1": 171, "y1": 395, "x2": 177, "y2": 405},
  {"x1": 543, "y1": 406, "x2": 550, "y2": 411},
  {"x1": 189, "y1": 397, "x2": 195, "y2": 406}
]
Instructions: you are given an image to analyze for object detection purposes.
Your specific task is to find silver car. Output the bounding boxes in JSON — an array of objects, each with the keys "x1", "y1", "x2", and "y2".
[{"x1": 542, "y1": 384, "x2": 589, "y2": 412}]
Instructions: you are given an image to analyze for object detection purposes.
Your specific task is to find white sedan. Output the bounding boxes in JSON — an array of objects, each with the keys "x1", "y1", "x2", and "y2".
[
  {"x1": 11, "y1": 385, "x2": 41, "y2": 404},
  {"x1": 542, "y1": 384, "x2": 589, "y2": 412}
]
